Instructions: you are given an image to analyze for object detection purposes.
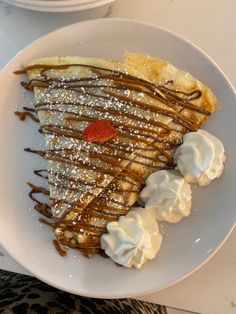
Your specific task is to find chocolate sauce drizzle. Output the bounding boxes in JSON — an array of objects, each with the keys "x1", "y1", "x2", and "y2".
[
  {"x1": 15, "y1": 110, "x2": 39, "y2": 123},
  {"x1": 15, "y1": 62, "x2": 210, "y2": 258}
]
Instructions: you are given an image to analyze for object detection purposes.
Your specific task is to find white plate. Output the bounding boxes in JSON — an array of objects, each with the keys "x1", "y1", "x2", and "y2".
[
  {"x1": 2, "y1": 0, "x2": 115, "y2": 12},
  {"x1": 0, "y1": 18, "x2": 235, "y2": 298},
  {"x1": 4, "y1": 0, "x2": 107, "y2": 7}
]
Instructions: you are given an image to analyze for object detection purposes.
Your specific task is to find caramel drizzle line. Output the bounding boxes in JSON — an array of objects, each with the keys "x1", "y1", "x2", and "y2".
[
  {"x1": 38, "y1": 112, "x2": 159, "y2": 155},
  {"x1": 49, "y1": 181, "x2": 135, "y2": 209},
  {"x1": 111, "y1": 79, "x2": 204, "y2": 112},
  {"x1": 26, "y1": 182, "x2": 52, "y2": 218},
  {"x1": 59, "y1": 201, "x2": 123, "y2": 222},
  {"x1": 157, "y1": 86, "x2": 205, "y2": 112},
  {"x1": 56, "y1": 215, "x2": 106, "y2": 238},
  {"x1": 15, "y1": 111, "x2": 39, "y2": 123},
  {"x1": 30, "y1": 147, "x2": 145, "y2": 184},
  {"x1": 45, "y1": 79, "x2": 208, "y2": 115},
  {"x1": 51, "y1": 143, "x2": 160, "y2": 165},
  {"x1": 57, "y1": 222, "x2": 105, "y2": 235},
  {"x1": 103, "y1": 90, "x2": 198, "y2": 131},
  {"x1": 50, "y1": 194, "x2": 131, "y2": 215},
  {"x1": 24, "y1": 148, "x2": 144, "y2": 205},
  {"x1": 14, "y1": 62, "x2": 150, "y2": 83},
  {"x1": 47, "y1": 86, "x2": 197, "y2": 131},
  {"x1": 48, "y1": 180, "x2": 98, "y2": 194},
  {"x1": 95, "y1": 141, "x2": 164, "y2": 160},
  {"x1": 117, "y1": 127, "x2": 179, "y2": 148},
  {"x1": 23, "y1": 106, "x2": 37, "y2": 113},
  {"x1": 32, "y1": 87, "x2": 198, "y2": 133},
  {"x1": 86, "y1": 204, "x2": 127, "y2": 215},
  {"x1": 34, "y1": 169, "x2": 48, "y2": 179},
  {"x1": 27, "y1": 65, "x2": 206, "y2": 123},
  {"x1": 89, "y1": 68, "x2": 202, "y2": 102},
  {"x1": 47, "y1": 147, "x2": 160, "y2": 170},
  {"x1": 89, "y1": 151, "x2": 163, "y2": 169},
  {"x1": 95, "y1": 74, "x2": 207, "y2": 115},
  {"x1": 25, "y1": 79, "x2": 207, "y2": 115},
  {"x1": 40, "y1": 122, "x2": 170, "y2": 164},
  {"x1": 16, "y1": 62, "x2": 207, "y2": 114},
  {"x1": 40, "y1": 124, "x2": 172, "y2": 164},
  {"x1": 14, "y1": 64, "x2": 70, "y2": 74},
  {"x1": 81, "y1": 209, "x2": 119, "y2": 222},
  {"x1": 51, "y1": 191, "x2": 132, "y2": 210},
  {"x1": 37, "y1": 108, "x2": 173, "y2": 155},
  {"x1": 17, "y1": 63, "x2": 208, "y2": 125},
  {"x1": 27, "y1": 154, "x2": 139, "y2": 225},
  {"x1": 58, "y1": 238, "x2": 101, "y2": 251},
  {"x1": 36, "y1": 105, "x2": 170, "y2": 141},
  {"x1": 27, "y1": 182, "x2": 49, "y2": 201},
  {"x1": 39, "y1": 217, "x2": 55, "y2": 228},
  {"x1": 36, "y1": 197, "x2": 117, "y2": 236},
  {"x1": 58, "y1": 242, "x2": 100, "y2": 251},
  {"x1": 99, "y1": 141, "x2": 157, "y2": 152},
  {"x1": 35, "y1": 101, "x2": 174, "y2": 134},
  {"x1": 52, "y1": 239, "x2": 67, "y2": 257},
  {"x1": 35, "y1": 195, "x2": 121, "y2": 229},
  {"x1": 37, "y1": 106, "x2": 173, "y2": 145},
  {"x1": 36, "y1": 168, "x2": 139, "y2": 193},
  {"x1": 29, "y1": 148, "x2": 140, "y2": 188},
  {"x1": 37, "y1": 192, "x2": 124, "y2": 226},
  {"x1": 65, "y1": 115, "x2": 169, "y2": 138},
  {"x1": 116, "y1": 131, "x2": 172, "y2": 162},
  {"x1": 29, "y1": 181, "x2": 131, "y2": 253},
  {"x1": 34, "y1": 203, "x2": 52, "y2": 218},
  {"x1": 56, "y1": 198, "x2": 129, "y2": 218}
]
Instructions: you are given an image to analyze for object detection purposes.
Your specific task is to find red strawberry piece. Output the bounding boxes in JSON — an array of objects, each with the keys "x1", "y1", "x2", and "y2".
[{"x1": 83, "y1": 120, "x2": 117, "y2": 143}]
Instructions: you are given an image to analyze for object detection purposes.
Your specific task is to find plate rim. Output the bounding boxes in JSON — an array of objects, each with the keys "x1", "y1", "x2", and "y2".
[
  {"x1": 0, "y1": 18, "x2": 236, "y2": 298},
  {"x1": 7, "y1": 0, "x2": 107, "y2": 5},
  {"x1": 2, "y1": 0, "x2": 115, "y2": 12}
]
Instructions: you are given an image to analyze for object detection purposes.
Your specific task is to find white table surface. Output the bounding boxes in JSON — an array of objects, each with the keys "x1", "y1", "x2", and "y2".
[{"x1": 0, "y1": 0, "x2": 235, "y2": 313}]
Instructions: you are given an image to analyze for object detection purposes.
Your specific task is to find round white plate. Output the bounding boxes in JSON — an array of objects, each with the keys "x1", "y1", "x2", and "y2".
[
  {"x1": 2, "y1": 0, "x2": 115, "y2": 12},
  {"x1": 0, "y1": 18, "x2": 235, "y2": 298}
]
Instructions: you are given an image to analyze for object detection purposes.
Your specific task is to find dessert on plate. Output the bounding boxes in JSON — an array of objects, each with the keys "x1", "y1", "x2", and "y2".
[{"x1": 15, "y1": 52, "x2": 225, "y2": 268}]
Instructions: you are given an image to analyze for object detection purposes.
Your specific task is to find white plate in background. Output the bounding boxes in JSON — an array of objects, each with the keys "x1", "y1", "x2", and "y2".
[
  {"x1": 0, "y1": 18, "x2": 235, "y2": 298},
  {"x1": 2, "y1": 0, "x2": 115, "y2": 12}
]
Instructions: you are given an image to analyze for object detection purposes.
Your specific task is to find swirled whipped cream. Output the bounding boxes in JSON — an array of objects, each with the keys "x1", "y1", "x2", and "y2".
[
  {"x1": 100, "y1": 207, "x2": 162, "y2": 269},
  {"x1": 140, "y1": 170, "x2": 192, "y2": 223},
  {"x1": 174, "y1": 129, "x2": 226, "y2": 186}
]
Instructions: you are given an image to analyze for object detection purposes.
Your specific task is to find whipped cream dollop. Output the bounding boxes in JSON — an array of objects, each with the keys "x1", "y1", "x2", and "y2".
[
  {"x1": 100, "y1": 207, "x2": 162, "y2": 269},
  {"x1": 140, "y1": 170, "x2": 192, "y2": 223},
  {"x1": 174, "y1": 129, "x2": 226, "y2": 186}
]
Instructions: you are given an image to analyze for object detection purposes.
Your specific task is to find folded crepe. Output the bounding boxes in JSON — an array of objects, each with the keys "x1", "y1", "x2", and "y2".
[{"x1": 21, "y1": 52, "x2": 216, "y2": 257}]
